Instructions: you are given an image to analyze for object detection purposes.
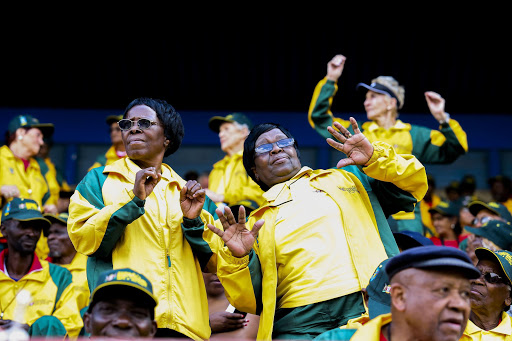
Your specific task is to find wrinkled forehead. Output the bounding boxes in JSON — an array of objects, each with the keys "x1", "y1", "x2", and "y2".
[{"x1": 255, "y1": 128, "x2": 287, "y2": 144}]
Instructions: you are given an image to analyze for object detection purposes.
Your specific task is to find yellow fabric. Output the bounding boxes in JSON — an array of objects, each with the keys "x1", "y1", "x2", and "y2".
[
  {"x1": 502, "y1": 199, "x2": 512, "y2": 217},
  {"x1": 421, "y1": 193, "x2": 442, "y2": 237},
  {"x1": 68, "y1": 157, "x2": 216, "y2": 340},
  {"x1": 59, "y1": 252, "x2": 90, "y2": 311},
  {"x1": 215, "y1": 141, "x2": 427, "y2": 340},
  {"x1": 42, "y1": 157, "x2": 60, "y2": 206},
  {"x1": 461, "y1": 312, "x2": 512, "y2": 340},
  {"x1": 349, "y1": 313, "x2": 392, "y2": 340},
  {"x1": 342, "y1": 313, "x2": 370, "y2": 330},
  {"x1": 87, "y1": 145, "x2": 125, "y2": 172},
  {"x1": 0, "y1": 145, "x2": 57, "y2": 208},
  {"x1": 274, "y1": 174, "x2": 359, "y2": 308},
  {"x1": 208, "y1": 151, "x2": 265, "y2": 207},
  {"x1": 0, "y1": 258, "x2": 83, "y2": 338}
]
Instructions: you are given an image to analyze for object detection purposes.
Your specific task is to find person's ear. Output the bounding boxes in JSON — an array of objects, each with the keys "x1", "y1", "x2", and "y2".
[
  {"x1": 164, "y1": 139, "x2": 170, "y2": 148},
  {"x1": 390, "y1": 283, "x2": 406, "y2": 312},
  {"x1": 16, "y1": 128, "x2": 26, "y2": 141},
  {"x1": 83, "y1": 312, "x2": 92, "y2": 334},
  {"x1": 252, "y1": 167, "x2": 259, "y2": 181},
  {"x1": 150, "y1": 320, "x2": 158, "y2": 337},
  {"x1": 505, "y1": 287, "x2": 512, "y2": 307}
]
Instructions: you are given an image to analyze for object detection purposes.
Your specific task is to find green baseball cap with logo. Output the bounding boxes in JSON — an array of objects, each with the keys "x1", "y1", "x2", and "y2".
[
  {"x1": 106, "y1": 114, "x2": 123, "y2": 126},
  {"x1": 1, "y1": 198, "x2": 51, "y2": 229},
  {"x1": 42, "y1": 212, "x2": 69, "y2": 236},
  {"x1": 429, "y1": 200, "x2": 461, "y2": 217},
  {"x1": 366, "y1": 258, "x2": 391, "y2": 319},
  {"x1": 475, "y1": 248, "x2": 512, "y2": 286},
  {"x1": 468, "y1": 200, "x2": 512, "y2": 222},
  {"x1": 465, "y1": 220, "x2": 512, "y2": 250},
  {"x1": 89, "y1": 268, "x2": 158, "y2": 311},
  {"x1": 8, "y1": 115, "x2": 54, "y2": 138},
  {"x1": 208, "y1": 112, "x2": 253, "y2": 133}
]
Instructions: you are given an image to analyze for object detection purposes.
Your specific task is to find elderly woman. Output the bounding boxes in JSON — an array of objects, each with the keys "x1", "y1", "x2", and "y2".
[
  {"x1": 308, "y1": 55, "x2": 468, "y2": 234},
  {"x1": 184, "y1": 118, "x2": 427, "y2": 340},
  {"x1": 461, "y1": 248, "x2": 512, "y2": 340},
  {"x1": 68, "y1": 97, "x2": 218, "y2": 340}
]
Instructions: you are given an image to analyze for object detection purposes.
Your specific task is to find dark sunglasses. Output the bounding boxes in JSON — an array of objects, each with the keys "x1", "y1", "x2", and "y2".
[
  {"x1": 118, "y1": 118, "x2": 160, "y2": 131},
  {"x1": 255, "y1": 138, "x2": 295, "y2": 155},
  {"x1": 482, "y1": 272, "x2": 507, "y2": 285}
]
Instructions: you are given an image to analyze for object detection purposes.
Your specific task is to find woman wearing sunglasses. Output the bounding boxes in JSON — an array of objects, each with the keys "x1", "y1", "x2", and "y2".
[
  {"x1": 68, "y1": 97, "x2": 218, "y2": 340},
  {"x1": 462, "y1": 247, "x2": 512, "y2": 340},
  {"x1": 183, "y1": 118, "x2": 428, "y2": 340}
]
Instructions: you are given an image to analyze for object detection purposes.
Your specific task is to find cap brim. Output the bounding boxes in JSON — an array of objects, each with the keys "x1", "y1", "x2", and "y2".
[
  {"x1": 414, "y1": 257, "x2": 481, "y2": 279},
  {"x1": 356, "y1": 83, "x2": 392, "y2": 97},
  {"x1": 32, "y1": 124, "x2": 55, "y2": 138},
  {"x1": 208, "y1": 116, "x2": 233, "y2": 133},
  {"x1": 468, "y1": 201, "x2": 499, "y2": 217},
  {"x1": 14, "y1": 217, "x2": 51, "y2": 230},
  {"x1": 91, "y1": 281, "x2": 158, "y2": 307},
  {"x1": 367, "y1": 297, "x2": 391, "y2": 320},
  {"x1": 475, "y1": 248, "x2": 512, "y2": 285}
]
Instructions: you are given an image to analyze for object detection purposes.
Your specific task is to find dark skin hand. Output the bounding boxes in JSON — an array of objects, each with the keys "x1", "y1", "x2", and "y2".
[
  {"x1": 210, "y1": 311, "x2": 247, "y2": 333},
  {"x1": 133, "y1": 167, "x2": 161, "y2": 200},
  {"x1": 180, "y1": 180, "x2": 206, "y2": 219}
]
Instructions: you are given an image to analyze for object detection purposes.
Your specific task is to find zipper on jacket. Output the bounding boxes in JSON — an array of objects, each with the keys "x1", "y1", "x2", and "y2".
[{"x1": 166, "y1": 249, "x2": 171, "y2": 267}]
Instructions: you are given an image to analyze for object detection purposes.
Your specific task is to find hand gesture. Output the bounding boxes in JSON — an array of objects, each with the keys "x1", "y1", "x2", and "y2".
[
  {"x1": 180, "y1": 180, "x2": 205, "y2": 219},
  {"x1": 326, "y1": 118, "x2": 374, "y2": 168},
  {"x1": 133, "y1": 167, "x2": 161, "y2": 200},
  {"x1": 207, "y1": 206, "x2": 264, "y2": 258},
  {"x1": 327, "y1": 54, "x2": 346, "y2": 82},
  {"x1": 425, "y1": 91, "x2": 447, "y2": 122}
]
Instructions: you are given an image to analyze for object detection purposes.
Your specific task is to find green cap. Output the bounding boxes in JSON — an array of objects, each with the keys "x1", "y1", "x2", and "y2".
[
  {"x1": 465, "y1": 220, "x2": 512, "y2": 250},
  {"x1": 42, "y1": 212, "x2": 69, "y2": 236},
  {"x1": 475, "y1": 248, "x2": 512, "y2": 286},
  {"x1": 90, "y1": 268, "x2": 158, "y2": 309},
  {"x1": 8, "y1": 115, "x2": 54, "y2": 138},
  {"x1": 208, "y1": 112, "x2": 253, "y2": 133},
  {"x1": 1, "y1": 198, "x2": 51, "y2": 229},
  {"x1": 106, "y1": 114, "x2": 123, "y2": 126},
  {"x1": 468, "y1": 201, "x2": 512, "y2": 223},
  {"x1": 366, "y1": 258, "x2": 391, "y2": 319},
  {"x1": 429, "y1": 200, "x2": 460, "y2": 217}
]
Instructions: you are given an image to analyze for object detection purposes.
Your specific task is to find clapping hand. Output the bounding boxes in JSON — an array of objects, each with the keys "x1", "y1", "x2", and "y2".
[{"x1": 326, "y1": 118, "x2": 374, "y2": 169}]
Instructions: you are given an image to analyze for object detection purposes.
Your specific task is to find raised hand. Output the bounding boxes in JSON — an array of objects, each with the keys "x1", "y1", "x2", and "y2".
[
  {"x1": 207, "y1": 206, "x2": 264, "y2": 258},
  {"x1": 327, "y1": 54, "x2": 347, "y2": 82},
  {"x1": 180, "y1": 180, "x2": 206, "y2": 219},
  {"x1": 425, "y1": 91, "x2": 448, "y2": 122},
  {"x1": 326, "y1": 117, "x2": 374, "y2": 168},
  {"x1": 133, "y1": 167, "x2": 161, "y2": 200}
]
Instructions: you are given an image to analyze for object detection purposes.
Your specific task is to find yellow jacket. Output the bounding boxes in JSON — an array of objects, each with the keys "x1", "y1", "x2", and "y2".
[
  {"x1": 186, "y1": 141, "x2": 427, "y2": 340},
  {"x1": 349, "y1": 313, "x2": 392, "y2": 340},
  {"x1": 208, "y1": 151, "x2": 266, "y2": 207},
  {"x1": 0, "y1": 250, "x2": 83, "y2": 338},
  {"x1": 58, "y1": 252, "x2": 89, "y2": 311},
  {"x1": 68, "y1": 157, "x2": 218, "y2": 340},
  {"x1": 461, "y1": 312, "x2": 512, "y2": 340}
]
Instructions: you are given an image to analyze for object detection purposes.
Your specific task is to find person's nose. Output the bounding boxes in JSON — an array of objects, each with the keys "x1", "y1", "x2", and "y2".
[
  {"x1": 448, "y1": 292, "x2": 470, "y2": 311},
  {"x1": 269, "y1": 142, "x2": 283, "y2": 154},
  {"x1": 111, "y1": 311, "x2": 134, "y2": 329},
  {"x1": 128, "y1": 120, "x2": 142, "y2": 133}
]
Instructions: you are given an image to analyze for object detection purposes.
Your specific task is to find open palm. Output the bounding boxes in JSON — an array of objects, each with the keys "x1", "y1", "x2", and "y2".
[{"x1": 207, "y1": 206, "x2": 264, "y2": 258}]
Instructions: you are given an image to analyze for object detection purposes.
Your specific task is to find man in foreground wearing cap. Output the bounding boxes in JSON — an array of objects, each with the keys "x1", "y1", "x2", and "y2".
[
  {"x1": 348, "y1": 245, "x2": 480, "y2": 340},
  {"x1": 83, "y1": 268, "x2": 157, "y2": 338},
  {"x1": 88, "y1": 114, "x2": 127, "y2": 171},
  {"x1": 0, "y1": 198, "x2": 82, "y2": 338},
  {"x1": 461, "y1": 247, "x2": 512, "y2": 340},
  {"x1": 44, "y1": 212, "x2": 90, "y2": 313},
  {"x1": 206, "y1": 112, "x2": 265, "y2": 210},
  {"x1": 307, "y1": 54, "x2": 468, "y2": 235}
]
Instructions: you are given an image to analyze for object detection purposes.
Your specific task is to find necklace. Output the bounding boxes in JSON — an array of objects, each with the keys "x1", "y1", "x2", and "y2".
[{"x1": 0, "y1": 281, "x2": 29, "y2": 320}]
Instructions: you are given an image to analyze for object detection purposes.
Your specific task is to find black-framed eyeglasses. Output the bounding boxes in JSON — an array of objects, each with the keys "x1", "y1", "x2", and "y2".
[
  {"x1": 255, "y1": 138, "x2": 294, "y2": 155},
  {"x1": 473, "y1": 216, "x2": 492, "y2": 226},
  {"x1": 118, "y1": 118, "x2": 160, "y2": 131},
  {"x1": 482, "y1": 272, "x2": 507, "y2": 285}
]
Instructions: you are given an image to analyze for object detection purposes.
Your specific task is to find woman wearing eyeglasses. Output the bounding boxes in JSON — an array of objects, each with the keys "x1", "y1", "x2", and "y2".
[
  {"x1": 183, "y1": 119, "x2": 428, "y2": 340},
  {"x1": 462, "y1": 248, "x2": 512, "y2": 340},
  {"x1": 68, "y1": 97, "x2": 219, "y2": 340}
]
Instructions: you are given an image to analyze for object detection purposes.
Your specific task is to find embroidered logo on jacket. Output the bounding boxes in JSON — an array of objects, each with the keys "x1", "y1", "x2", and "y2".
[{"x1": 338, "y1": 186, "x2": 359, "y2": 194}]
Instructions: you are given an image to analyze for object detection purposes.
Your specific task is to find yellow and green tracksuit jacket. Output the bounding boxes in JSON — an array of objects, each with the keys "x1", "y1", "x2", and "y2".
[
  {"x1": 348, "y1": 313, "x2": 392, "y2": 340},
  {"x1": 57, "y1": 252, "x2": 90, "y2": 312},
  {"x1": 68, "y1": 157, "x2": 218, "y2": 340},
  {"x1": 308, "y1": 78, "x2": 468, "y2": 234},
  {"x1": 461, "y1": 312, "x2": 512, "y2": 340},
  {"x1": 87, "y1": 145, "x2": 125, "y2": 172},
  {"x1": 0, "y1": 250, "x2": 83, "y2": 338},
  {"x1": 208, "y1": 150, "x2": 266, "y2": 208},
  {"x1": 183, "y1": 141, "x2": 427, "y2": 340},
  {"x1": 313, "y1": 314, "x2": 369, "y2": 340}
]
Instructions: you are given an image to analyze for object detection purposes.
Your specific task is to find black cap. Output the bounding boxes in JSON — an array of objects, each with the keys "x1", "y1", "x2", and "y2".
[
  {"x1": 385, "y1": 245, "x2": 481, "y2": 280},
  {"x1": 393, "y1": 230, "x2": 434, "y2": 251}
]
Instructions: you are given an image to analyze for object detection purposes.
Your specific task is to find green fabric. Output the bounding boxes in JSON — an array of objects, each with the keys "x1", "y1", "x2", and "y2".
[
  {"x1": 181, "y1": 216, "x2": 214, "y2": 270},
  {"x1": 272, "y1": 291, "x2": 365, "y2": 340},
  {"x1": 388, "y1": 204, "x2": 424, "y2": 234},
  {"x1": 410, "y1": 123, "x2": 465, "y2": 164},
  {"x1": 310, "y1": 80, "x2": 337, "y2": 139},
  {"x1": 75, "y1": 166, "x2": 108, "y2": 210},
  {"x1": 29, "y1": 315, "x2": 67, "y2": 337},
  {"x1": 247, "y1": 250, "x2": 263, "y2": 315},
  {"x1": 48, "y1": 262, "x2": 73, "y2": 313},
  {"x1": 314, "y1": 328, "x2": 358, "y2": 341},
  {"x1": 86, "y1": 255, "x2": 113, "y2": 295}
]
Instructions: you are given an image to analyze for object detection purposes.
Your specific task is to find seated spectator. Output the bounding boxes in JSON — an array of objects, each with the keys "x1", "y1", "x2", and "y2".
[
  {"x1": 420, "y1": 174, "x2": 442, "y2": 237},
  {"x1": 468, "y1": 200, "x2": 512, "y2": 226},
  {"x1": 488, "y1": 175, "x2": 512, "y2": 216},
  {"x1": 88, "y1": 114, "x2": 126, "y2": 171},
  {"x1": 461, "y1": 248, "x2": 512, "y2": 340},
  {"x1": 44, "y1": 212, "x2": 89, "y2": 312},
  {"x1": 349, "y1": 245, "x2": 480, "y2": 341},
  {"x1": 0, "y1": 198, "x2": 82, "y2": 338},
  {"x1": 203, "y1": 272, "x2": 259, "y2": 339},
  {"x1": 83, "y1": 268, "x2": 157, "y2": 338},
  {"x1": 463, "y1": 220, "x2": 512, "y2": 266},
  {"x1": 429, "y1": 200, "x2": 465, "y2": 248}
]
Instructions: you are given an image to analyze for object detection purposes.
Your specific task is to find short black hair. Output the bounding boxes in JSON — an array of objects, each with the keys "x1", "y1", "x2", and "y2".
[
  {"x1": 123, "y1": 97, "x2": 184, "y2": 157},
  {"x1": 242, "y1": 123, "x2": 300, "y2": 192}
]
